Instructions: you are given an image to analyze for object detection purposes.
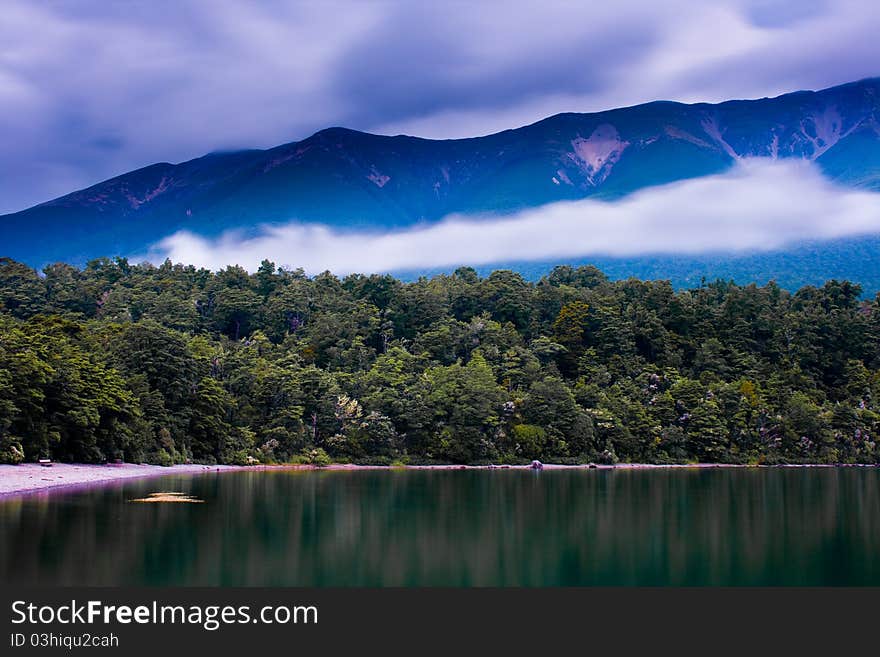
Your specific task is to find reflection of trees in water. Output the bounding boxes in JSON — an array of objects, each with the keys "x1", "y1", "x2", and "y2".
[{"x1": 1, "y1": 469, "x2": 879, "y2": 586}]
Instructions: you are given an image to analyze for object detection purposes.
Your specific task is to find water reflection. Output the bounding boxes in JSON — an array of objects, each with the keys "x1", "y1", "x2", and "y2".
[{"x1": 1, "y1": 469, "x2": 879, "y2": 586}]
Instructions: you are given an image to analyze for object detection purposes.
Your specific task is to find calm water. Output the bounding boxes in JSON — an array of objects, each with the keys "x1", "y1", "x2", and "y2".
[{"x1": 2, "y1": 468, "x2": 880, "y2": 586}]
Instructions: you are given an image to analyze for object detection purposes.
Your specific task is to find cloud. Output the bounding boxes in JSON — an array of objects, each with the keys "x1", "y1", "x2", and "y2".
[
  {"x1": 149, "y1": 158, "x2": 880, "y2": 274},
  {"x1": 1, "y1": 0, "x2": 879, "y2": 214}
]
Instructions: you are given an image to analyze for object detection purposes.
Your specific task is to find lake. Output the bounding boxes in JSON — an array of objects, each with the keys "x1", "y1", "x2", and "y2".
[{"x1": 1, "y1": 468, "x2": 879, "y2": 586}]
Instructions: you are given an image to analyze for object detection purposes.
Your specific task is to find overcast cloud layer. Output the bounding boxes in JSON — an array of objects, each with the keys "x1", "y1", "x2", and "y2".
[
  {"x1": 149, "y1": 159, "x2": 880, "y2": 274},
  {"x1": 1, "y1": 0, "x2": 879, "y2": 214}
]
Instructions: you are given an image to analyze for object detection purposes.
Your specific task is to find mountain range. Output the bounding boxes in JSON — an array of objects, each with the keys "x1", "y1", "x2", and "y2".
[{"x1": 3, "y1": 78, "x2": 880, "y2": 289}]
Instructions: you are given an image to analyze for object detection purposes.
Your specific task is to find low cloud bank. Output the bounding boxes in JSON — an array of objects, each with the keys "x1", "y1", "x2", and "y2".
[{"x1": 150, "y1": 159, "x2": 880, "y2": 274}]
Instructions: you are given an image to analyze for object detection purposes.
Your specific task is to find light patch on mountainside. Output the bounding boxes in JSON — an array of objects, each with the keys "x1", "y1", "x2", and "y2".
[
  {"x1": 367, "y1": 166, "x2": 391, "y2": 187},
  {"x1": 701, "y1": 116, "x2": 740, "y2": 159},
  {"x1": 798, "y1": 106, "x2": 855, "y2": 158},
  {"x1": 126, "y1": 175, "x2": 173, "y2": 209},
  {"x1": 149, "y1": 158, "x2": 880, "y2": 275},
  {"x1": 663, "y1": 125, "x2": 712, "y2": 149},
  {"x1": 568, "y1": 124, "x2": 629, "y2": 185}
]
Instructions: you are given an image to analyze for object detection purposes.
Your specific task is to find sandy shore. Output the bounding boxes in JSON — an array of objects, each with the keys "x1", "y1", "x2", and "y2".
[
  {"x1": 0, "y1": 463, "x2": 242, "y2": 497},
  {"x1": 0, "y1": 460, "x2": 874, "y2": 498}
]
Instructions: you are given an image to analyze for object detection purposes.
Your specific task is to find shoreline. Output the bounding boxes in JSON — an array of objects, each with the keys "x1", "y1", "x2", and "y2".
[
  {"x1": 0, "y1": 460, "x2": 877, "y2": 498},
  {"x1": 0, "y1": 463, "x2": 247, "y2": 499}
]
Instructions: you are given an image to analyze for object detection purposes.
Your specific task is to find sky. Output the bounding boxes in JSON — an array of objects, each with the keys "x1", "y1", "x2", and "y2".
[{"x1": 2, "y1": 0, "x2": 880, "y2": 215}]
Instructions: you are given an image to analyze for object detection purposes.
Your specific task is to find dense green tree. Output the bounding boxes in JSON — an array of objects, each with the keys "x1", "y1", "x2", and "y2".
[
  {"x1": 421, "y1": 352, "x2": 506, "y2": 462},
  {"x1": 0, "y1": 258, "x2": 45, "y2": 318},
  {"x1": 2, "y1": 256, "x2": 880, "y2": 465},
  {"x1": 519, "y1": 377, "x2": 593, "y2": 456}
]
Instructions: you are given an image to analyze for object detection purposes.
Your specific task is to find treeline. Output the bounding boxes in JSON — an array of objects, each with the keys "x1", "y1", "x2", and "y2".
[{"x1": 1, "y1": 256, "x2": 879, "y2": 465}]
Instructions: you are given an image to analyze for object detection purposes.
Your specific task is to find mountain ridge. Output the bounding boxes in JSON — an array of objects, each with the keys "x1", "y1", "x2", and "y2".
[{"x1": 3, "y1": 77, "x2": 880, "y2": 271}]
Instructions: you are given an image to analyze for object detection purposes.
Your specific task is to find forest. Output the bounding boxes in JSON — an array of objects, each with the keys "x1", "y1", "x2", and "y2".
[{"x1": 0, "y1": 255, "x2": 878, "y2": 466}]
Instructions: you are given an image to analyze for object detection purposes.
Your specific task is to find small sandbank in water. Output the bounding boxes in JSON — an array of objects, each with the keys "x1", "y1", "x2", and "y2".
[{"x1": 129, "y1": 491, "x2": 205, "y2": 503}]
